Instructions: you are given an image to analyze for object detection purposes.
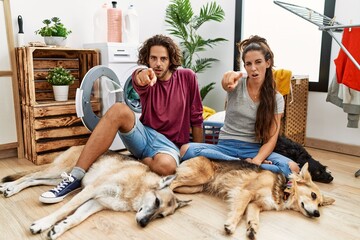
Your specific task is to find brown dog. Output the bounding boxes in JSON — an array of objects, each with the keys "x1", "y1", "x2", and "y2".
[{"x1": 170, "y1": 157, "x2": 335, "y2": 239}]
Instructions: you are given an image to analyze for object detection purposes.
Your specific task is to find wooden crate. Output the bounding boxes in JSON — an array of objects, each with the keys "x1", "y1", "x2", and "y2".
[
  {"x1": 22, "y1": 101, "x2": 100, "y2": 165},
  {"x1": 15, "y1": 47, "x2": 101, "y2": 164},
  {"x1": 15, "y1": 47, "x2": 99, "y2": 106},
  {"x1": 280, "y1": 78, "x2": 309, "y2": 145}
]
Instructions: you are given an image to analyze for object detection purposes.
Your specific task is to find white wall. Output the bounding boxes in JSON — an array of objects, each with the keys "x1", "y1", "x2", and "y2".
[
  {"x1": 9, "y1": 0, "x2": 234, "y2": 112},
  {"x1": 7, "y1": 0, "x2": 360, "y2": 147}
]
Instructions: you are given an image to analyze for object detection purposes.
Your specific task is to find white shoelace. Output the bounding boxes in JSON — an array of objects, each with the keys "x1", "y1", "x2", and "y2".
[{"x1": 50, "y1": 172, "x2": 75, "y2": 193}]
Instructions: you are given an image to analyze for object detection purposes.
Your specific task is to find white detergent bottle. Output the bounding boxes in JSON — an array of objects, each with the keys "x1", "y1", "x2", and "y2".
[
  {"x1": 124, "y1": 4, "x2": 140, "y2": 43},
  {"x1": 93, "y1": 3, "x2": 109, "y2": 43}
]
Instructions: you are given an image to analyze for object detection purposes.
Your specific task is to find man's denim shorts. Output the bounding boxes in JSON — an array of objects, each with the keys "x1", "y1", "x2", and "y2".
[{"x1": 118, "y1": 117, "x2": 180, "y2": 165}]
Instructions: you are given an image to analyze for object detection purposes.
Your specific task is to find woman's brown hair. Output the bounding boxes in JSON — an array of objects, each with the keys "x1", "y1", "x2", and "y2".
[
  {"x1": 237, "y1": 35, "x2": 278, "y2": 143},
  {"x1": 137, "y1": 34, "x2": 182, "y2": 72}
]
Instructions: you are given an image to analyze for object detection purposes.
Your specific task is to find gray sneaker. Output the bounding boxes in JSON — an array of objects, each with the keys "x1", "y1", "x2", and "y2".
[{"x1": 39, "y1": 172, "x2": 81, "y2": 204}]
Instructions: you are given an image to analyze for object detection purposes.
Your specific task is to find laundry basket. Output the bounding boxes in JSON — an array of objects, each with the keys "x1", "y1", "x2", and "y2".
[
  {"x1": 189, "y1": 120, "x2": 224, "y2": 144},
  {"x1": 203, "y1": 121, "x2": 224, "y2": 144}
]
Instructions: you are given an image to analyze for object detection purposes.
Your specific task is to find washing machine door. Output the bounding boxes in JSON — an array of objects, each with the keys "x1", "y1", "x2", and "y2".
[
  {"x1": 75, "y1": 65, "x2": 122, "y2": 130},
  {"x1": 75, "y1": 66, "x2": 126, "y2": 150}
]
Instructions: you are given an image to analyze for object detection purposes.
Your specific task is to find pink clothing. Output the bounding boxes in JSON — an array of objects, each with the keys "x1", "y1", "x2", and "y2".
[
  {"x1": 132, "y1": 68, "x2": 203, "y2": 148},
  {"x1": 334, "y1": 27, "x2": 360, "y2": 91}
]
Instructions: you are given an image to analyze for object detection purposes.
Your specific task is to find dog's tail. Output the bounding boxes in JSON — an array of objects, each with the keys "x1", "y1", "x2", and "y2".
[
  {"x1": 1, "y1": 165, "x2": 50, "y2": 183},
  {"x1": 1, "y1": 172, "x2": 27, "y2": 182}
]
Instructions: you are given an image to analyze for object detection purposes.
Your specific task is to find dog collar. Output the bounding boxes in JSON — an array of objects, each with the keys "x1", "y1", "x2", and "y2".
[{"x1": 283, "y1": 180, "x2": 293, "y2": 201}]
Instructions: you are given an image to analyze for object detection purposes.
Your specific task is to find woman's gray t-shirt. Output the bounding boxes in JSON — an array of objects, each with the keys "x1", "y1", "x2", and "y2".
[{"x1": 219, "y1": 77, "x2": 284, "y2": 143}]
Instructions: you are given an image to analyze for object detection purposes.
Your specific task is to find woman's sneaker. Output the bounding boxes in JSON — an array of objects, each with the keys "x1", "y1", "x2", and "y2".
[{"x1": 39, "y1": 172, "x2": 82, "y2": 204}]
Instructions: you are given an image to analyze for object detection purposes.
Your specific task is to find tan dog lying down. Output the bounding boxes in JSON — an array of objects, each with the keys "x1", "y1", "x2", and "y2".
[
  {"x1": 0, "y1": 146, "x2": 190, "y2": 240},
  {"x1": 170, "y1": 156, "x2": 335, "y2": 240}
]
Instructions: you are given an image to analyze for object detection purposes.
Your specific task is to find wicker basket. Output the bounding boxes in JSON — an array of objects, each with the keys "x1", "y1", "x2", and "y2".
[{"x1": 280, "y1": 78, "x2": 309, "y2": 145}]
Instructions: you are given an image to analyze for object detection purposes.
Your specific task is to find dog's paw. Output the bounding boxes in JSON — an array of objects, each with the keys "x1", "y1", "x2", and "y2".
[
  {"x1": 46, "y1": 221, "x2": 67, "y2": 240},
  {"x1": 224, "y1": 223, "x2": 236, "y2": 235},
  {"x1": 0, "y1": 183, "x2": 17, "y2": 197},
  {"x1": 246, "y1": 226, "x2": 257, "y2": 240},
  {"x1": 0, "y1": 183, "x2": 6, "y2": 193},
  {"x1": 30, "y1": 219, "x2": 53, "y2": 235}
]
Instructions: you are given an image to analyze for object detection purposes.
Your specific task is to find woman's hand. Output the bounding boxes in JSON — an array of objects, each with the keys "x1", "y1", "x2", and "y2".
[
  {"x1": 245, "y1": 158, "x2": 272, "y2": 165},
  {"x1": 221, "y1": 71, "x2": 243, "y2": 91}
]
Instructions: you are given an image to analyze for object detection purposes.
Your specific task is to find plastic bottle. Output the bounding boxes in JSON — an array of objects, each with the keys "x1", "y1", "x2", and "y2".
[
  {"x1": 124, "y1": 4, "x2": 140, "y2": 43},
  {"x1": 107, "y1": 1, "x2": 122, "y2": 42},
  {"x1": 93, "y1": 3, "x2": 109, "y2": 42}
]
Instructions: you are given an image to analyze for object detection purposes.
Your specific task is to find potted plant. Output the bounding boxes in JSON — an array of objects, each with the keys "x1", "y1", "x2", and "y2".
[
  {"x1": 46, "y1": 66, "x2": 75, "y2": 101},
  {"x1": 165, "y1": 0, "x2": 227, "y2": 101},
  {"x1": 35, "y1": 17, "x2": 72, "y2": 46}
]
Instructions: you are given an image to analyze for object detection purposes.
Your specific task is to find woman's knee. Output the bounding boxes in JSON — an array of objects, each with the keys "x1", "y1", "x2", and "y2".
[
  {"x1": 180, "y1": 144, "x2": 190, "y2": 158},
  {"x1": 288, "y1": 161, "x2": 300, "y2": 173}
]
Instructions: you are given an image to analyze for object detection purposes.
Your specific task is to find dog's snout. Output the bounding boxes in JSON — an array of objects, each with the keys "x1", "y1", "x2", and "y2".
[
  {"x1": 138, "y1": 218, "x2": 149, "y2": 228},
  {"x1": 313, "y1": 210, "x2": 320, "y2": 218}
]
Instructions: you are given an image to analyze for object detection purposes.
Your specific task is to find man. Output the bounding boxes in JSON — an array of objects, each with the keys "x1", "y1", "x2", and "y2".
[{"x1": 39, "y1": 34, "x2": 204, "y2": 204}]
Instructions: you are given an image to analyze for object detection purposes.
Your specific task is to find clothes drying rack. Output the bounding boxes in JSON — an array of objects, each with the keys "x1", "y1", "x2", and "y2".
[
  {"x1": 274, "y1": 1, "x2": 360, "y2": 178},
  {"x1": 274, "y1": 1, "x2": 360, "y2": 71}
]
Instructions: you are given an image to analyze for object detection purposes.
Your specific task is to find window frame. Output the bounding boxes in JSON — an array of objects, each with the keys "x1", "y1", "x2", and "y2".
[{"x1": 233, "y1": 0, "x2": 336, "y2": 92}]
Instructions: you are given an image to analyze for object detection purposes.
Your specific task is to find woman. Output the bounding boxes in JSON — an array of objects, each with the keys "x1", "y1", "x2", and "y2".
[{"x1": 180, "y1": 35, "x2": 299, "y2": 177}]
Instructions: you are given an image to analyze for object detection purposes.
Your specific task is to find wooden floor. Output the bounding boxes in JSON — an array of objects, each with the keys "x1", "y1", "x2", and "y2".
[{"x1": 0, "y1": 148, "x2": 359, "y2": 240}]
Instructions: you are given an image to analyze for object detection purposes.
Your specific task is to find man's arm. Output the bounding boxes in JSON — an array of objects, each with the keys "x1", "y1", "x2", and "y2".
[{"x1": 191, "y1": 125, "x2": 203, "y2": 143}]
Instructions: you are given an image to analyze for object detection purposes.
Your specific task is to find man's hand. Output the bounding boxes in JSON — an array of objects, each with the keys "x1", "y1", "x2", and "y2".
[
  {"x1": 136, "y1": 68, "x2": 157, "y2": 87},
  {"x1": 221, "y1": 71, "x2": 243, "y2": 91}
]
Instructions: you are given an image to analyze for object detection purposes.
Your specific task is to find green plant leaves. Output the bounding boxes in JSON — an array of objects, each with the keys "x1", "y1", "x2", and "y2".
[
  {"x1": 46, "y1": 67, "x2": 75, "y2": 86},
  {"x1": 165, "y1": 0, "x2": 227, "y2": 101},
  {"x1": 35, "y1": 17, "x2": 72, "y2": 38}
]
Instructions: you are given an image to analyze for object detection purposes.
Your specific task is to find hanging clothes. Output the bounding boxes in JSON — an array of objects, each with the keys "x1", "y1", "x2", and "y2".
[
  {"x1": 326, "y1": 75, "x2": 360, "y2": 128},
  {"x1": 334, "y1": 27, "x2": 360, "y2": 91}
]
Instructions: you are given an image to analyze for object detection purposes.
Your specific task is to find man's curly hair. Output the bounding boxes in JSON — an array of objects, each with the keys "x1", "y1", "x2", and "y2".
[{"x1": 137, "y1": 34, "x2": 182, "y2": 72}]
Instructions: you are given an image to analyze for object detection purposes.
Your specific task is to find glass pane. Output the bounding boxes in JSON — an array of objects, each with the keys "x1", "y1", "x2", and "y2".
[
  {"x1": 0, "y1": 76, "x2": 17, "y2": 144},
  {"x1": 242, "y1": 0, "x2": 325, "y2": 83},
  {"x1": 0, "y1": 1, "x2": 11, "y2": 71}
]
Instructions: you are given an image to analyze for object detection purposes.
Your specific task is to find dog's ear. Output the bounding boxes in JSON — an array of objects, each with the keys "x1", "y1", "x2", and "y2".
[
  {"x1": 176, "y1": 198, "x2": 192, "y2": 209},
  {"x1": 159, "y1": 175, "x2": 177, "y2": 189},
  {"x1": 320, "y1": 195, "x2": 335, "y2": 206},
  {"x1": 298, "y1": 162, "x2": 312, "y2": 183}
]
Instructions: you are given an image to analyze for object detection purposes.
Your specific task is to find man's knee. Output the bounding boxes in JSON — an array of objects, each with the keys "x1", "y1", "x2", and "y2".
[
  {"x1": 146, "y1": 154, "x2": 177, "y2": 176},
  {"x1": 107, "y1": 103, "x2": 132, "y2": 119},
  {"x1": 105, "y1": 103, "x2": 134, "y2": 130}
]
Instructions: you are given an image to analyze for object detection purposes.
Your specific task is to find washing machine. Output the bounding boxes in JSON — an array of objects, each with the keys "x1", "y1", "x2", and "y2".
[{"x1": 76, "y1": 42, "x2": 141, "y2": 150}]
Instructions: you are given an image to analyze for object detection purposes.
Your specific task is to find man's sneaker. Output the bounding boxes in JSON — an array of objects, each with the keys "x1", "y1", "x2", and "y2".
[{"x1": 39, "y1": 172, "x2": 82, "y2": 204}]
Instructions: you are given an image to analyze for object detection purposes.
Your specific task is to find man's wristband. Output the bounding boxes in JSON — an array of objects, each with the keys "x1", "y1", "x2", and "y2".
[{"x1": 136, "y1": 68, "x2": 147, "y2": 75}]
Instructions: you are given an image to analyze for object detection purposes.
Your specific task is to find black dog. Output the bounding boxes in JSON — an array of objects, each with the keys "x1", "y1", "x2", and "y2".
[{"x1": 274, "y1": 136, "x2": 334, "y2": 183}]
